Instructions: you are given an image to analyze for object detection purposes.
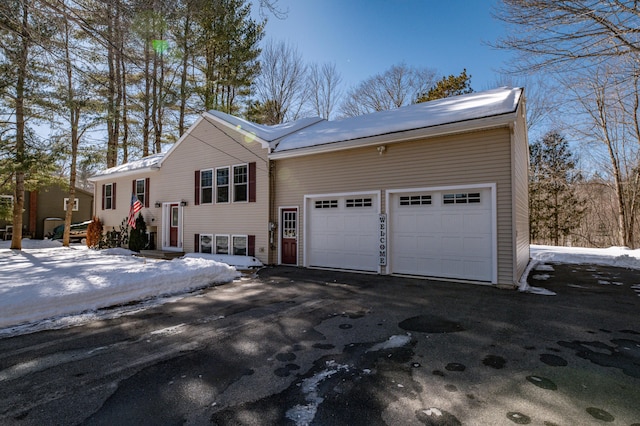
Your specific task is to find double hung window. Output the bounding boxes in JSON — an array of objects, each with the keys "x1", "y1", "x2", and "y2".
[
  {"x1": 216, "y1": 167, "x2": 229, "y2": 203},
  {"x1": 233, "y1": 165, "x2": 248, "y2": 202},
  {"x1": 200, "y1": 169, "x2": 213, "y2": 204}
]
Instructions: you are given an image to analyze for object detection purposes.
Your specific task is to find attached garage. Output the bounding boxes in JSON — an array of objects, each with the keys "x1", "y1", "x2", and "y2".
[
  {"x1": 305, "y1": 193, "x2": 379, "y2": 272},
  {"x1": 271, "y1": 87, "x2": 530, "y2": 287},
  {"x1": 388, "y1": 186, "x2": 496, "y2": 282}
]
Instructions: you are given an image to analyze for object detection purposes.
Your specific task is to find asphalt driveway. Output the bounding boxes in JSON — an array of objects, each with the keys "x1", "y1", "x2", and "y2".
[{"x1": 1, "y1": 262, "x2": 639, "y2": 425}]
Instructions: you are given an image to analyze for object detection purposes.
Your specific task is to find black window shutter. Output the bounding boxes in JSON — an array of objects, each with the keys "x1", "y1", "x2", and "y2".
[
  {"x1": 194, "y1": 234, "x2": 200, "y2": 253},
  {"x1": 112, "y1": 182, "x2": 116, "y2": 209},
  {"x1": 248, "y1": 162, "x2": 256, "y2": 203},
  {"x1": 101, "y1": 184, "x2": 105, "y2": 210},
  {"x1": 145, "y1": 177, "x2": 150, "y2": 208},
  {"x1": 194, "y1": 170, "x2": 200, "y2": 205},
  {"x1": 248, "y1": 235, "x2": 255, "y2": 257}
]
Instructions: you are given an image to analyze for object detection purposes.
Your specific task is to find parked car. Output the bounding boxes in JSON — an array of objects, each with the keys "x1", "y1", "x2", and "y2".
[{"x1": 51, "y1": 220, "x2": 91, "y2": 242}]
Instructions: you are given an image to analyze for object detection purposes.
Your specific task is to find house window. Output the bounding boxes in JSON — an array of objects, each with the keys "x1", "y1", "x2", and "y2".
[
  {"x1": 233, "y1": 165, "x2": 248, "y2": 202},
  {"x1": 315, "y1": 200, "x2": 338, "y2": 209},
  {"x1": 104, "y1": 183, "x2": 114, "y2": 210},
  {"x1": 232, "y1": 235, "x2": 247, "y2": 256},
  {"x1": 216, "y1": 167, "x2": 229, "y2": 203},
  {"x1": 400, "y1": 195, "x2": 431, "y2": 206},
  {"x1": 215, "y1": 235, "x2": 230, "y2": 254},
  {"x1": 63, "y1": 198, "x2": 79, "y2": 211},
  {"x1": 200, "y1": 169, "x2": 213, "y2": 204},
  {"x1": 200, "y1": 234, "x2": 213, "y2": 254},
  {"x1": 1, "y1": 195, "x2": 14, "y2": 210},
  {"x1": 135, "y1": 179, "x2": 146, "y2": 206},
  {"x1": 346, "y1": 198, "x2": 373, "y2": 208},
  {"x1": 443, "y1": 192, "x2": 481, "y2": 204}
]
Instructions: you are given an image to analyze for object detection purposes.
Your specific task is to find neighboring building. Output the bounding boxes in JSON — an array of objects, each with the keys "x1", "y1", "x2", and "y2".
[
  {"x1": 90, "y1": 87, "x2": 529, "y2": 287},
  {"x1": 0, "y1": 183, "x2": 94, "y2": 239}
]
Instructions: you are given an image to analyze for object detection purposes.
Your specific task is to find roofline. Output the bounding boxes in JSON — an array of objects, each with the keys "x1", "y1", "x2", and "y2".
[
  {"x1": 269, "y1": 109, "x2": 519, "y2": 160},
  {"x1": 157, "y1": 115, "x2": 206, "y2": 168},
  {"x1": 87, "y1": 165, "x2": 160, "y2": 182},
  {"x1": 202, "y1": 111, "x2": 272, "y2": 149}
]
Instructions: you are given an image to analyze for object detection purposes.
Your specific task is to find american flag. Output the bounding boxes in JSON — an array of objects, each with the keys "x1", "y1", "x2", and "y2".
[{"x1": 128, "y1": 193, "x2": 143, "y2": 228}]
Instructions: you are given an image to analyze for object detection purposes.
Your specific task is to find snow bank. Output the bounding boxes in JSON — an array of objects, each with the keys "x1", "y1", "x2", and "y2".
[
  {"x1": 0, "y1": 244, "x2": 239, "y2": 329},
  {"x1": 519, "y1": 245, "x2": 640, "y2": 293}
]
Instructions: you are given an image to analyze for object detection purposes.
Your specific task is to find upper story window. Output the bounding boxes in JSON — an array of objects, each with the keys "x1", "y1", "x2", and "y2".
[
  {"x1": 102, "y1": 183, "x2": 116, "y2": 210},
  {"x1": 195, "y1": 162, "x2": 255, "y2": 206},
  {"x1": 216, "y1": 167, "x2": 229, "y2": 203},
  {"x1": 135, "y1": 179, "x2": 146, "y2": 206},
  {"x1": 200, "y1": 169, "x2": 213, "y2": 204},
  {"x1": 233, "y1": 164, "x2": 248, "y2": 202}
]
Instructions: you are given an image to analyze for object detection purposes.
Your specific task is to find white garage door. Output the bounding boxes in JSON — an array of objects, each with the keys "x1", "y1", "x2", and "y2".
[
  {"x1": 307, "y1": 194, "x2": 379, "y2": 272},
  {"x1": 390, "y1": 188, "x2": 493, "y2": 281}
]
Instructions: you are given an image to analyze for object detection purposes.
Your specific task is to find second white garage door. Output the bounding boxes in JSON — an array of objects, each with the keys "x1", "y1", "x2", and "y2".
[
  {"x1": 306, "y1": 194, "x2": 379, "y2": 272},
  {"x1": 389, "y1": 187, "x2": 494, "y2": 282}
]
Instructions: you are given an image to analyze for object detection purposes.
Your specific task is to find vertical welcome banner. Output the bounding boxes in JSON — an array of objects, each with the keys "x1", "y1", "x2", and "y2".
[{"x1": 379, "y1": 214, "x2": 387, "y2": 266}]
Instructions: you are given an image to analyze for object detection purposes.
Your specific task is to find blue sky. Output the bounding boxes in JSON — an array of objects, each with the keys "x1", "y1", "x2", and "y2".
[{"x1": 259, "y1": 0, "x2": 514, "y2": 91}]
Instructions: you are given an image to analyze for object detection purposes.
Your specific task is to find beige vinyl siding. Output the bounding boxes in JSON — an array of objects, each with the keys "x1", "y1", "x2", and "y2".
[
  {"x1": 93, "y1": 172, "x2": 157, "y2": 233},
  {"x1": 154, "y1": 118, "x2": 270, "y2": 263},
  {"x1": 512, "y1": 100, "x2": 531, "y2": 281},
  {"x1": 273, "y1": 126, "x2": 516, "y2": 284}
]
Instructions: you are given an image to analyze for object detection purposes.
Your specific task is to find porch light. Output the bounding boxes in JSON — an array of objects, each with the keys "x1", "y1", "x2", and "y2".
[
  {"x1": 154, "y1": 201, "x2": 162, "y2": 208},
  {"x1": 180, "y1": 200, "x2": 188, "y2": 206}
]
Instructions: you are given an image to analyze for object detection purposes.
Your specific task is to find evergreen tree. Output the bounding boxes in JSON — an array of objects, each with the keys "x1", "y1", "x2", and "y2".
[
  {"x1": 128, "y1": 213, "x2": 148, "y2": 252},
  {"x1": 529, "y1": 130, "x2": 585, "y2": 245},
  {"x1": 415, "y1": 69, "x2": 473, "y2": 103}
]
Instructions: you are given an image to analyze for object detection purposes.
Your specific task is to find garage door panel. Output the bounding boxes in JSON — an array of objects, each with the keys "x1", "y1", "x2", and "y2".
[
  {"x1": 441, "y1": 236, "x2": 463, "y2": 254},
  {"x1": 307, "y1": 195, "x2": 378, "y2": 272},
  {"x1": 391, "y1": 188, "x2": 493, "y2": 281}
]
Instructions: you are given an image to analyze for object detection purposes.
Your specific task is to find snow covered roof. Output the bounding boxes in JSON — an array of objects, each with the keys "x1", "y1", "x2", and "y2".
[
  {"x1": 272, "y1": 87, "x2": 523, "y2": 155},
  {"x1": 205, "y1": 110, "x2": 325, "y2": 143},
  {"x1": 89, "y1": 152, "x2": 165, "y2": 181}
]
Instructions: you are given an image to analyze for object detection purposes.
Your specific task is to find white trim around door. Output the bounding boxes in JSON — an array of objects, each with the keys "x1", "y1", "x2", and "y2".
[{"x1": 161, "y1": 201, "x2": 184, "y2": 251}]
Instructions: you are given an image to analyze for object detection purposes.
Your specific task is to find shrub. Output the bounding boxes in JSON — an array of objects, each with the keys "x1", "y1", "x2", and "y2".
[{"x1": 86, "y1": 217, "x2": 103, "y2": 249}]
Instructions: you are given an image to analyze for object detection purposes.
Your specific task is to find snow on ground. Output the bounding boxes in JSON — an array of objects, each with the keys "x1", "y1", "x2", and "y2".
[
  {"x1": 0, "y1": 239, "x2": 242, "y2": 335},
  {"x1": 2, "y1": 241, "x2": 640, "y2": 336},
  {"x1": 520, "y1": 244, "x2": 640, "y2": 295}
]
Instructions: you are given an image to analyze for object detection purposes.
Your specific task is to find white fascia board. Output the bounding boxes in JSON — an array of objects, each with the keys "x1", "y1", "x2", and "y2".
[
  {"x1": 202, "y1": 111, "x2": 272, "y2": 150},
  {"x1": 269, "y1": 113, "x2": 516, "y2": 160}
]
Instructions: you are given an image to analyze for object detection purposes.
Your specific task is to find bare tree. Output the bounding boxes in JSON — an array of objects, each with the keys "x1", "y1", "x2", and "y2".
[
  {"x1": 495, "y1": 1, "x2": 640, "y2": 248},
  {"x1": 494, "y1": 1, "x2": 640, "y2": 74},
  {"x1": 307, "y1": 62, "x2": 342, "y2": 120},
  {"x1": 340, "y1": 63, "x2": 436, "y2": 117},
  {"x1": 254, "y1": 39, "x2": 307, "y2": 124}
]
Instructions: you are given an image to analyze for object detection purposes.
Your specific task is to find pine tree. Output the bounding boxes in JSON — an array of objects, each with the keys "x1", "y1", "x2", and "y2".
[
  {"x1": 415, "y1": 69, "x2": 473, "y2": 103},
  {"x1": 128, "y1": 213, "x2": 148, "y2": 252},
  {"x1": 529, "y1": 130, "x2": 585, "y2": 245}
]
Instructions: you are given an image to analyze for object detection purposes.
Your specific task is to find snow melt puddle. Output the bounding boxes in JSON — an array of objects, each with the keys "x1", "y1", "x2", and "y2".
[
  {"x1": 534, "y1": 264, "x2": 555, "y2": 272},
  {"x1": 285, "y1": 360, "x2": 350, "y2": 425},
  {"x1": 532, "y1": 274, "x2": 551, "y2": 280}
]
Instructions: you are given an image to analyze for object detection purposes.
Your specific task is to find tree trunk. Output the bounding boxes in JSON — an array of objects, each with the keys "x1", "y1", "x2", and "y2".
[{"x1": 11, "y1": 2, "x2": 31, "y2": 250}]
